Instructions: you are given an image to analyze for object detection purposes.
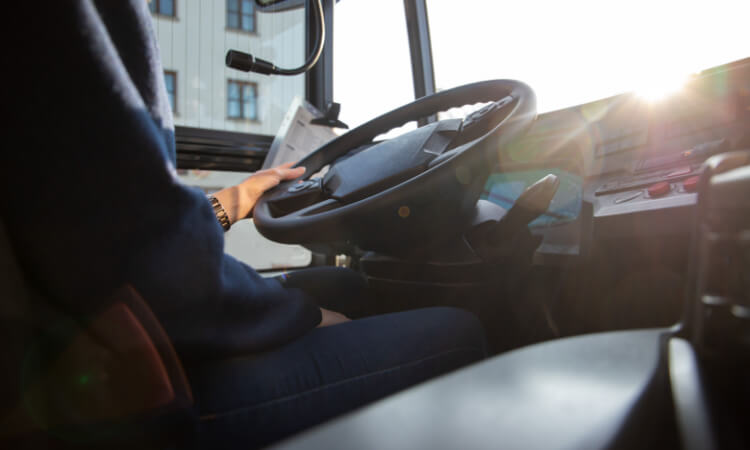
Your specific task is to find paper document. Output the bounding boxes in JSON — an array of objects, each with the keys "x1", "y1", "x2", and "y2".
[{"x1": 262, "y1": 97, "x2": 339, "y2": 169}]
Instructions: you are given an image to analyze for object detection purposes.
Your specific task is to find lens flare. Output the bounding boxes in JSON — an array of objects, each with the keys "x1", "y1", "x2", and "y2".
[{"x1": 635, "y1": 71, "x2": 690, "y2": 102}]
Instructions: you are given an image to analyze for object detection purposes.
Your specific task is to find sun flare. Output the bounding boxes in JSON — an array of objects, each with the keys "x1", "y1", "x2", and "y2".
[{"x1": 634, "y1": 71, "x2": 690, "y2": 102}]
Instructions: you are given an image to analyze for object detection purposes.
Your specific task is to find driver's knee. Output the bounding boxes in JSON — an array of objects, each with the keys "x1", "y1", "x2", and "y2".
[
  {"x1": 413, "y1": 306, "x2": 488, "y2": 359},
  {"x1": 377, "y1": 306, "x2": 488, "y2": 384}
]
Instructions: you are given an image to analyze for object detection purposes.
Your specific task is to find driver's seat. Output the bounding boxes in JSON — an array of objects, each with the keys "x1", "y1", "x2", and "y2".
[{"x1": 0, "y1": 219, "x2": 195, "y2": 448}]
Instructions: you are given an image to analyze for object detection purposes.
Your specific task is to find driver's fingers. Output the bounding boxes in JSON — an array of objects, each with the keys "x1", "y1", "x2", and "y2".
[
  {"x1": 254, "y1": 162, "x2": 298, "y2": 176},
  {"x1": 272, "y1": 165, "x2": 306, "y2": 181},
  {"x1": 254, "y1": 162, "x2": 305, "y2": 180},
  {"x1": 250, "y1": 166, "x2": 306, "y2": 193},
  {"x1": 251, "y1": 174, "x2": 285, "y2": 193}
]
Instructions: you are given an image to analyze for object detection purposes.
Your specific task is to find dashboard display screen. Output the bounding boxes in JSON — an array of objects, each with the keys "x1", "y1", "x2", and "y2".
[{"x1": 481, "y1": 168, "x2": 583, "y2": 227}]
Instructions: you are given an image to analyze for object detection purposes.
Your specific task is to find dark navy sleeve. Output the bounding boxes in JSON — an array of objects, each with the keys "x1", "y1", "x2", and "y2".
[{"x1": 1, "y1": 1, "x2": 321, "y2": 360}]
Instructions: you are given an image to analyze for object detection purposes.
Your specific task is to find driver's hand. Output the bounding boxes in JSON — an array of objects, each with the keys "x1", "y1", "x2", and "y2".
[
  {"x1": 317, "y1": 307, "x2": 350, "y2": 327},
  {"x1": 212, "y1": 162, "x2": 306, "y2": 225}
]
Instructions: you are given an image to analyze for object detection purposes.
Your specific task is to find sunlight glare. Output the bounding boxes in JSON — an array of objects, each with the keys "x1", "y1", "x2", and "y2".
[{"x1": 634, "y1": 71, "x2": 690, "y2": 102}]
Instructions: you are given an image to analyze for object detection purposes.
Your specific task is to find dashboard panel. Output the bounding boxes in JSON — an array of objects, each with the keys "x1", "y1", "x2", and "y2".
[{"x1": 498, "y1": 57, "x2": 750, "y2": 253}]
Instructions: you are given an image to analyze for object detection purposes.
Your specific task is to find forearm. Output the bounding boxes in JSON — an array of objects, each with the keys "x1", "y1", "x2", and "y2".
[
  {"x1": 212, "y1": 185, "x2": 252, "y2": 225},
  {"x1": 210, "y1": 163, "x2": 306, "y2": 228}
]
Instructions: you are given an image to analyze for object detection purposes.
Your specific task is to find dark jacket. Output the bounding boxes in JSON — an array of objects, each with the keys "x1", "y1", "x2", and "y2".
[{"x1": 1, "y1": 0, "x2": 321, "y2": 360}]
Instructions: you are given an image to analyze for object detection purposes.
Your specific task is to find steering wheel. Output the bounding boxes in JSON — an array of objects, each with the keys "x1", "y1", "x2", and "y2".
[{"x1": 253, "y1": 80, "x2": 536, "y2": 255}]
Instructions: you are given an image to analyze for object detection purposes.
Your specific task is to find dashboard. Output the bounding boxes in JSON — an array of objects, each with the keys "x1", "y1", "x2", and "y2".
[{"x1": 492, "y1": 57, "x2": 750, "y2": 257}]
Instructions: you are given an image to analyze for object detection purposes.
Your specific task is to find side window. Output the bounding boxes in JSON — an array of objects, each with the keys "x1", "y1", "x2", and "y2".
[
  {"x1": 151, "y1": 1, "x2": 312, "y2": 271},
  {"x1": 227, "y1": 0, "x2": 256, "y2": 33},
  {"x1": 149, "y1": 0, "x2": 176, "y2": 17},
  {"x1": 164, "y1": 71, "x2": 177, "y2": 114},
  {"x1": 227, "y1": 80, "x2": 258, "y2": 121}
]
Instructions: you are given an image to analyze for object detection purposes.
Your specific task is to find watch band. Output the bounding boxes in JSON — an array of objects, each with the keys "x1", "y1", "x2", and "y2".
[{"x1": 208, "y1": 195, "x2": 231, "y2": 232}]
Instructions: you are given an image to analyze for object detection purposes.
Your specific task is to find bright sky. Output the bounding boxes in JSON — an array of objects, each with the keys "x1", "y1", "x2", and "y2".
[{"x1": 334, "y1": 0, "x2": 750, "y2": 127}]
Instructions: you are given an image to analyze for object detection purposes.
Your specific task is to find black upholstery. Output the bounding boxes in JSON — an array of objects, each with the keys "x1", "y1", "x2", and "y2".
[{"x1": 0, "y1": 220, "x2": 194, "y2": 448}]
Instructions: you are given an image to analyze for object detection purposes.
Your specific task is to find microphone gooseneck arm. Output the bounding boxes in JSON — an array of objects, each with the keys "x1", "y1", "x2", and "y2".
[{"x1": 225, "y1": 0, "x2": 325, "y2": 76}]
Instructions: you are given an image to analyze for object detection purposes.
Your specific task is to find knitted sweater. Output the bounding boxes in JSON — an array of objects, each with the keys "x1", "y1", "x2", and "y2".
[{"x1": 1, "y1": 0, "x2": 321, "y2": 360}]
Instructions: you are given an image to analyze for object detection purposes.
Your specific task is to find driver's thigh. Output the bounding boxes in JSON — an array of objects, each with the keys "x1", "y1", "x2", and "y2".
[{"x1": 187, "y1": 306, "x2": 487, "y2": 449}]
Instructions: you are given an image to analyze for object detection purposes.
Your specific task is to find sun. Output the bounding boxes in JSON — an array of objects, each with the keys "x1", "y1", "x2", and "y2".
[{"x1": 634, "y1": 71, "x2": 690, "y2": 102}]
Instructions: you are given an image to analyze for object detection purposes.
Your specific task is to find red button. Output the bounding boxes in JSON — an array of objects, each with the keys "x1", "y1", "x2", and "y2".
[
  {"x1": 683, "y1": 175, "x2": 700, "y2": 192},
  {"x1": 647, "y1": 181, "x2": 671, "y2": 197}
]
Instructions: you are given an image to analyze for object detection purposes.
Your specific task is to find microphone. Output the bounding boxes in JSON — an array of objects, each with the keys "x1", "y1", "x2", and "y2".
[
  {"x1": 225, "y1": 50, "x2": 277, "y2": 75},
  {"x1": 225, "y1": 0, "x2": 324, "y2": 76}
]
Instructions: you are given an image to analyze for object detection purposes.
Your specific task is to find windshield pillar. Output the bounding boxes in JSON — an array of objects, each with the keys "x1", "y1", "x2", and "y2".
[
  {"x1": 403, "y1": 0, "x2": 436, "y2": 125},
  {"x1": 305, "y1": 0, "x2": 335, "y2": 111}
]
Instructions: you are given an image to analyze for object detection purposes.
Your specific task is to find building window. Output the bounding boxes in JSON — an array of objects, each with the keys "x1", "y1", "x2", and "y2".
[
  {"x1": 164, "y1": 71, "x2": 177, "y2": 114},
  {"x1": 227, "y1": 80, "x2": 258, "y2": 121},
  {"x1": 227, "y1": 0, "x2": 255, "y2": 33},
  {"x1": 149, "y1": 0, "x2": 176, "y2": 17}
]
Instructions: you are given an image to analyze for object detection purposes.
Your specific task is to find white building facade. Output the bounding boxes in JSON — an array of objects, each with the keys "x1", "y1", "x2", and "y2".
[{"x1": 150, "y1": 0, "x2": 306, "y2": 136}]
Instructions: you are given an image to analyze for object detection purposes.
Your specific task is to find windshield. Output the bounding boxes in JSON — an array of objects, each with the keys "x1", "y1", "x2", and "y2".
[{"x1": 427, "y1": 0, "x2": 749, "y2": 113}]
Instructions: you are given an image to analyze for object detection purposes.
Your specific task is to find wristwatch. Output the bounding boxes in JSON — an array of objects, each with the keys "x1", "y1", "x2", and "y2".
[{"x1": 208, "y1": 195, "x2": 231, "y2": 232}]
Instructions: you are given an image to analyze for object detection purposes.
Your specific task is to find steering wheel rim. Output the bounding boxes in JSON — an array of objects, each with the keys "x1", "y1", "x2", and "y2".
[{"x1": 254, "y1": 79, "x2": 536, "y2": 254}]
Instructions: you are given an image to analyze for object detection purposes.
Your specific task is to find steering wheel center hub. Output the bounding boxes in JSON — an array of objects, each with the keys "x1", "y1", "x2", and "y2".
[{"x1": 323, "y1": 119, "x2": 463, "y2": 204}]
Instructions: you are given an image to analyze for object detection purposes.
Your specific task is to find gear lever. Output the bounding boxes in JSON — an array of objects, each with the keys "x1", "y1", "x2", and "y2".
[
  {"x1": 502, "y1": 173, "x2": 560, "y2": 229},
  {"x1": 467, "y1": 174, "x2": 560, "y2": 263}
]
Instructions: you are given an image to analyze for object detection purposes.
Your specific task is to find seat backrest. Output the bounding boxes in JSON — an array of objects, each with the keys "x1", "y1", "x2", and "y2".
[{"x1": 0, "y1": 220, "x2": 193, "y2": 448}]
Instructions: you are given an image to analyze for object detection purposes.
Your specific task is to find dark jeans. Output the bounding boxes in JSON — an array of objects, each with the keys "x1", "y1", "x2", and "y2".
[{"x1": 186, "y1": 268, "x2": 487, "y2": 449}]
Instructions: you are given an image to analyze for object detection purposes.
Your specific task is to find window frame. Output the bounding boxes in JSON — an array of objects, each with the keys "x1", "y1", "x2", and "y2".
[
  {"x1": 163, "y1": 70, "x2": 178, "y2": 115},
  {"x1": 226, "y1": 79, "x2": 259, "y2": 122},
  {"x1": 175, "y1": 126, "x2": 270, "y2": 172},
  {"x1": 403, "y1": 0, "x2": 436, "y2": 125},
  {"x1": 149, "y1": 0, "x2": 177, "y2": 19},
  {"x1": 226, "y1": 0, "x2": 257, "y2": 34}
]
